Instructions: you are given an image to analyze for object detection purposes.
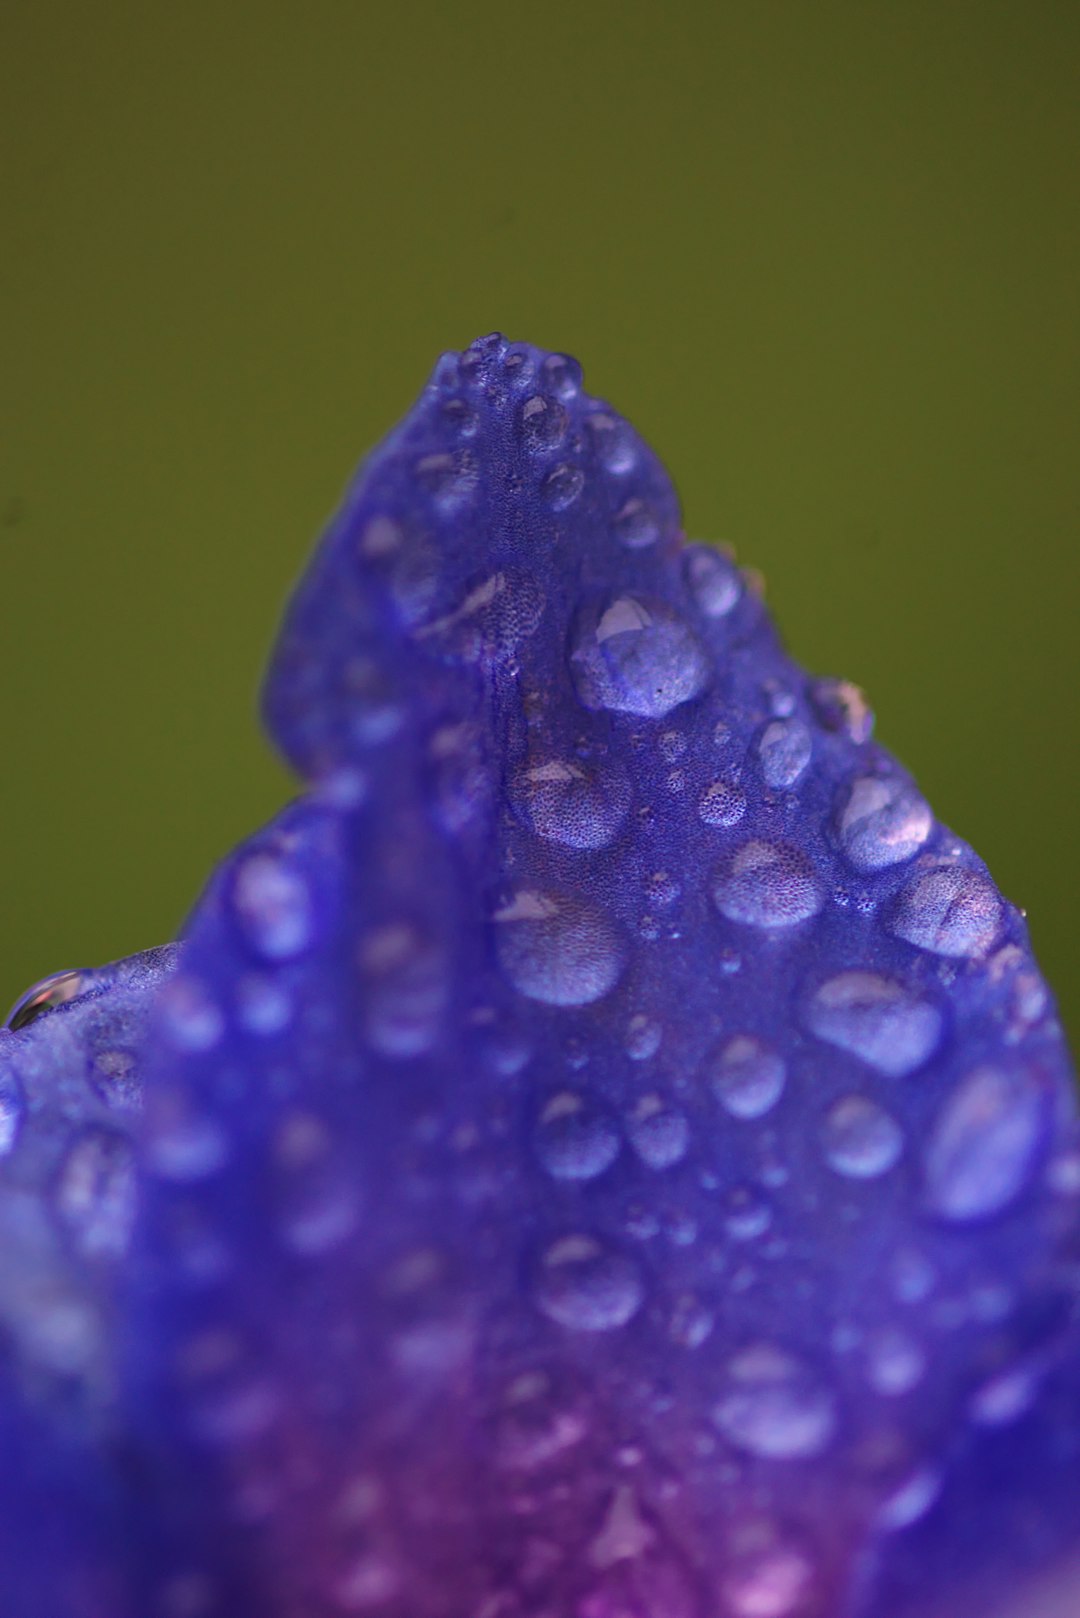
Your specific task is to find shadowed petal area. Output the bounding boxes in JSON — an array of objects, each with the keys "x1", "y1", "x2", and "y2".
[{"x1": 118, "y1": 337, "x2": 1078, "y2": 1618}]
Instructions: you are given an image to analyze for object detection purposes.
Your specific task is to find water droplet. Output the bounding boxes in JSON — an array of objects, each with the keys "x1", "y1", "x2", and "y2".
[
  {"x1": 809, "y1": 678, "x2": 874, "y2": 743},
  {"x1": 415, "y1": 449, "x2": 474, "y2": 503},
  {"x1": 543, "y1": 461, "x2": 585, "y2": 510},
  {"x1": 540, "y1": 352, "x2": 583, "y2": 400},
  {"x1": 0, "y1": 1071, "x2": 25, "y2": 1156},
  {"x1": 877, "y1": 1464, "x2": 942, "y2": 1530},
  {"x1": 713, "y1": 841, "x2": 823, "y2": 930},
  {"x1": 645, "y1": 871, "x2": 680, "y2": 909},
  {"x1": 88, "y1": 1046, "x2": 141, "y2": 1112},
  {"x1": 585, "y1": 411, "x2": 636, "y2": 473},
  {"x1": 822, "y1": 1095, "x2": 903, "y2": 1178},
  {"x1": 968, "y1": 1365, "x2": 1037, "y2": 1427},
  {"x1": 535, "y1": 1235, "x2": 644, "y2": 1332},
  {"x1": 494, "y1": 891, "x2": 626, "y2": 1006},
  {"x1": 534, "y1": 1091, "x2": 620, "y2": 1181},
  {"x1": 494, "y1": 1369, "x2": 589, "y2": 1470},
  {"x1": 235, "y1": 973, "x2": 294, "y2": 1037},
  {"x1": 836, "y1": 776, "x2": 932, "y2": 871},
  {"x1": 669, "y1": 1292, "x2": 714, "y2": 1349},
  {"x1": 722, "y1": 1527, "x2": 817, "y2": 1618},
  {"x1": 231, "y1": 854, "x2": 314, "y2": 961},
  {"x1": 358, "y1": 924, "x2": 448, "y2": 1057},
  {"x1": 54, "y1": 1127, "x2": 136, "y2": 1259},
  {"x1": 6, "y1": 968, "x2": 85, "y2": 1031},
  {"x1": 709, "y1": 1036, "x2": 786, "y2": 1120},
  {"x1": 924, "y1": 1064, "x2": 1046, "y2": 1221},
  {"x1": 889, "y1": 862, "x2": 1002, "y2": 958},
  {"x1": 684, "y1": 544, "x2": 741, "y2": 618},
  {"x1": 614, "y1": 497, "x2": 661, "y2": 550},
  {"x1": 805, "y1": 972, "x2": 943, "y2": 1077},
  {"x1": 159, "y1": 975, "x2": 224, "y2": 1054},
  {"x1": 625, "y1": 1013, "x2": 662, "y2": 1061},
  {"x1": 570, "y1": 596, "x2": 709, "y2": 720},
  {"x1": 865, "y1": 1327, "x2": 927, "y2": 1396},
  {"x1": 713, "y1": 1344, "x2": 836, "y2": 1459},
  {"x1": 627, "y1": 1094, "x2": 689, "y2": 1170},
  {"x1": 757, "y1": 720, "x2": 812, "y2": 790},
  {"x1": 511, "y1": 758, "x2": 630, "y2": 850},
  {"x1": 416, "y1": 570, "x2": 545, "y2": 664},
  {"x1": 520, "y1": 394, "x2": 568, "y2": 450},
  {"x1": 723, "y1": 1183, "x2": 773, "y2": 1240},
  {"x1": 699, "y1": 779, "x2": 747, "y2": 828}
]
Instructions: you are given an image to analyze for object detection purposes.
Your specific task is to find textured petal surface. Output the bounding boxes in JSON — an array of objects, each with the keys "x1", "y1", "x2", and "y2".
[{"x1": 26, "y1": 337, "x2": 1080, "y2": 1616}]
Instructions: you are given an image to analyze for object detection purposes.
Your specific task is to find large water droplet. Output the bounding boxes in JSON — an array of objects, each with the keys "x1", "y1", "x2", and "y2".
[
  {"x1": 494, "y1": 891, "x2": 626, "y2": 1006},
  {"x1": 757, "y1": 720, "x2": 812, "y2": 790},
  {"x1": 231, "y1": 854, "x2": 314, "y2": 961},
  {"x1": 822, "y1": 1095, "x2": 903, "y2": 1179},
  {"x1": 713, "y1": 1344, "x2": 836, "y2": 1459},
  {"x1": 534, "y1": 1091, "x2": 620, "y2": 1181},
  {"x1": 836, "y1": 776, "x2": 932, "y2": 871},
  {"x1": 570, "y1": 597, "x2": 709, "y2": 719},
  {"x1": 709, "y1": 1036, "x2": 786, "y2": 1120},
  {"x1": 889, "y1": 862, "x2": 1002, "y2": 958},
  {"x1": 511, "y1": 758, "x2": 631, "y2": 850},
  {"x1": 924, "y1": 1065, "x2": 1046, "y2": 1221},
  {"x1": 535, "y1": 1235, "x2": 644, "y2": 1332},
  {"x1": 5, "y1": 968, "x2": 85, "y2": 1031},
  {"x1": 805, "y1": 972, "x2": 943, "y2": 1077},
  {"x1": 713, "y1": 842, "x2": 823, "y2": 930}
]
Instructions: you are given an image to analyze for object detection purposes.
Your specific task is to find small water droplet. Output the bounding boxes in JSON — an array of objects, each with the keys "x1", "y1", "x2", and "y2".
[
  {"x1": 713, "y1": 841, "x2": 823, "y2": 930},
  {"x1": 809, "y1": 678, "x2": 873, "y2": 743},
  {"x1": 709, "y1": 1036, "x2": 786, "y2": 1120},
  {"x1": 924, "y1": 1064, "x2": 1046, "y2": 1221},
  {"x1": 511, "y1": 758, "x2": 630, "y2": 850},
  {"x1": 644, "y1": 871, "x2": 681, "y2": 909},
  {"x1": 159, "y1": 976, "x2": 224, "y2": 1054},
  {"x1": 520, "y1": 394, "x2": 568, "y2": 450},
  {"x1": 6, "y1": 968, "x2": 85, "y2": 1031},
  {"x1": 494, "y1": 891, "x2": 626, "y2": 1006},
  {"x1": 358, "y1": 924, "x2": 448, "y2": 1057},
  {"x1": 722, "y1": 1526, "x2": 817, "y2": 1618},
  {"x1": 585, "y1": 411, "x2": 636, "y2": 473},
  {"x1": 865, "y1": 1327, "x2": 927, "y2": 1396},
  {"x1": 877, "y1": 1464, "x2": 942, "y2": 1530},
  {"x1": 543, "y1": 461, "x2": 585, "y2": 509},
  {"x1": 235, "y1": 973, "x2": 294, "y2": 1038},
  {"x1": 889, "y1": 862, "x2": 1003, "y2": 959},
  {"x1": 625, "y1": 1013, "x2": 663, "y2": 1061},
  {"x1": 757, "y1": 720, "x2": 812, "y2": 790},
  {"x1": 805, "y1": 972, "x2": 943, "y2": 1077},
  {"x1": 0, "y1": 1071, "x2": 25, "y2": 1156},
  {"x1": 88, "y1": 1046, "x2": 141, "y2": 1111},
  {"x1": 627, "y1": 1094, "x2": 689, "y2": 1170},
  {"x1": 669, "y1": 1292, "x2": 714, "y2": 1349},
  {"x1": 535, "y1": 1235, "x2": 644, "y2": 1332},
  {"x1": 713, "y1": 1344, "x2": 836, "y2": 1459},
  {"x1": 54, "y1": 1127, "x2": 136, "y2": 1259},
  {"x1": 699, "y1": 779, "x2": 747, "y2": 828},
  {"x1": 822, "y1": 1094, "x2": 903, "y2": 1178},
  {"x1": 534, "y1": 1091, "x2": 620, "y2": 1181},
  {"x1": 231, "y1": 854, "x2": 314, "y2": 961},
  {"x1": 836, "y1": 776, "x2": 932, "y2": 871},
  {"x1": 540, "y1": 351, "x2": 583, "y2": 400},
  {"x1": 684, "y1": 544, "x2": 741, "y2": 618},
  {"x1": 723, "y1": 1184, "x2": 773, "y2": 1240},
  {"x1": 570, "y1": 597, "x2": 709, "y2": 719},
  {"x1": 614, "y1": 497, "x2": 661, "y2": 550}
]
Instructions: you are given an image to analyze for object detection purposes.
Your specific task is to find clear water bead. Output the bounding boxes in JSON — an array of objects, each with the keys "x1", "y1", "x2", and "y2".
[
  {"x1": 713, "y1": 1344, "x2": 836, "y2": 1459},
  {"x1": 534, "y1": 1091, "x2": 621, "y2": 1181},
  {"x1": 627, "y1": 1094, "x2": 690, "y2": 1170},
  {"x1": 231, "y1": 854, "x2": 314, "y2": 961},
  {"x1": 757, "y1": 719, "x2": 812, "y2": 790},
  {"x1": 683, "y1": 544, "x2": 741, "y2": 618},
  {"x1": 0, "y1": 1071, "x2": 25, "y2": 1156},
  {"x1": 889, "y1": 862, "x2": 1003, "y2": 959},
  {"x1": 822, "y1": 1094, "x2": 903, "y2": 1179},
  {"x1": 805, "y1": 972, "x2": 943, "y2": 1077},
  {"x1": 493, "y1": 891, "x2": 627, "y2": 1006},
  {"x1": 698, "y1": 779, "x2": 747, "y2": 829},
  {"x1": 836, "y1": 776, "x2": 932, "y2": 871},
  {"x1": 713, "y1": 841, "x2": 823, "y2": 930},
  {"x1": 924, "y1": 1065, "x2": 1046, "y2": 1221},
  {"x1": 570, "y1": 596, "x2": 709, "y2": 719},
  {"x1": 709, "y1": 1036, "x2": 786, "y2": 1120},
  {"x1": 534, "y1": 1235, "x2": 645, "y2": 1332},
  {"x1": 511, "y1": 758, "x2": 630, "y2": 850}
]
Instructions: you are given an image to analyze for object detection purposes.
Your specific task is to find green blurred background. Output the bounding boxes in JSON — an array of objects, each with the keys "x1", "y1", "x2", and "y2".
[{"x1": 2, "y1": 3, "x2": 1077, "y2": 1044}]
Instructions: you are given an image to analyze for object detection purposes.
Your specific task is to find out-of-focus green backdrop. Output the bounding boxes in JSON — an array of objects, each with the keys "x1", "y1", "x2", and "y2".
[{"x1": 1, "y1": 4, "x2": 1077, "y2": 1042}]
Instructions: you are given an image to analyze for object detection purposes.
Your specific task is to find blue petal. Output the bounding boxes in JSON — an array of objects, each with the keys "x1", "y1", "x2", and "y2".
[{"x1": 106, "y1": 335, "x2": 1080, "y2": 1614}]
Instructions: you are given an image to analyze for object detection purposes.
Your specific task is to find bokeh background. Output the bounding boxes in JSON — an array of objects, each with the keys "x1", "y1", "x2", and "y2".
[{"x1": 2, "y1": 3, "x2": 1077, "y2": 1044}]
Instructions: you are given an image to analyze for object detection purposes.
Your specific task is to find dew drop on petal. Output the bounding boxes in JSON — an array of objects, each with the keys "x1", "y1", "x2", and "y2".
[
  {"x1": 836, "y1": 776, "x2": 933, "y2": 871},
  {"x1": 534, "y1": 1235, "x2": 644, "y2": 1332},
  {"x1": 570, "y1": 597, "x2": 709, "y2": 720},
  {"x1": 709, "y1": 1036, "x2": 787, "y2": 1120},
  {"x1": 494, "y1": 891, "x2": 627, "y2": 1007},
  {"x1": 684, "y1": 544, "x2": 742, "y2": 619},
  {"x1": 713, "y1": 1344, "x2": 836, "y2": 1459},
  {"x1": 822, "y1": 1095, "x2": 903, "y2": 1179},
  {"x1": 54, "y1": 1127, "x2": 136, "y2": 1259},
  {"x1": 534, "y1": 1092, "x2": 621, "y2": 1182},
  {"x1": 699, "y1": 780, "x2": 747, "y2": 829},
  {"x1": 805, "y1": 972, "x2": 943, "y2": 1077},
  {"x1": 924, "y1": 1064, "x2": 1046, "y2": 1221},
  {"x1": 757, "y1": 720, "x2": 812, "y2": 790},
  {"x1": 520, "y1": 394, "x2": 568, "y2": 451},
  {"x1": 511, "y1": 758, "x2": 631, "y2": 850},
  {"x1": 0, "y1": 1071, "x2": 25, "y2": 1157},
  {"x1": 231, "y1": 854, "x2": 314, "y2": 961},
  {"x1": 889, "y1": 863, "x2": 1003, "y2": 959},
  {"x1": 627, "y1": 1094, "x2": 690, "y2": 1170},
  {"x1": 543, "y1": 462, "x2": 585, "y2": 510},
  {"x1": 713, "y1": 842, "x2": 823, "y2": 930}
]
